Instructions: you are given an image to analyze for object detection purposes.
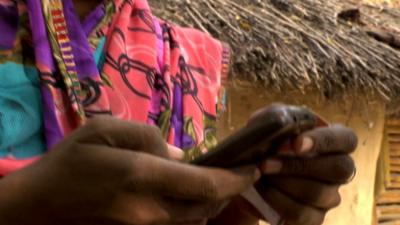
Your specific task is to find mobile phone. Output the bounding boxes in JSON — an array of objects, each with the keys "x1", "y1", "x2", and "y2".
[
  {"x1": 191, "y1": 104, "x2": 318, "y2": 168},
  {"x1": 191, "y1": 104, "x2": 321, "y2": 225}
]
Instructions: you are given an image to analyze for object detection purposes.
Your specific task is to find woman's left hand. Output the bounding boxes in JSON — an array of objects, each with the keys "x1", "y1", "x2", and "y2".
[{"x1": 209, "y1": 123, "x2": 357, "y2": 225}]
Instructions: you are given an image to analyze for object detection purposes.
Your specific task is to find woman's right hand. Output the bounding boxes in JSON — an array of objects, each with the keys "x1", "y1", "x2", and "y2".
[{"x1": 0, "y1": 117, "x2": 259, "y2": 225}]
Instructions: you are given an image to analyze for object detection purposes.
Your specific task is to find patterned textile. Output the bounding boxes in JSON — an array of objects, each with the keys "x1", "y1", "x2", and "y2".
[{"x1": 0, "y1": 0, "x2": 229, "y2": 175}]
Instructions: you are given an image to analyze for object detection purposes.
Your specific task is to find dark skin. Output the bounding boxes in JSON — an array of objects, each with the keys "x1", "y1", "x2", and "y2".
[
  {"x1": 0, "y1": 110, "x2": 356, "y2": 225},
  {"x1": 0, "y1": 117, "x2": 259, "y2": 225},
  {"x1": 0, "y1": 1, "x2": 357, "y2": 224},
  {"x1": 210, "y1": 110, "x2": 357, "y2": 225}
]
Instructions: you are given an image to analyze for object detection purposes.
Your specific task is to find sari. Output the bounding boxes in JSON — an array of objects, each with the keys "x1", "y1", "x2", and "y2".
[{"x1": 0, "y1": 0, "x2": 229, "y2": 176}]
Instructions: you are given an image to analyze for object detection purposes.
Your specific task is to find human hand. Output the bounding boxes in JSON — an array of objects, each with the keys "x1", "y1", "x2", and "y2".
[
  {"x1": 209, "y1": 105, "x2": 357, "y2": 225},
  {"x1": 256, "y1": 124, "x2": 357, "y2": 225},
  {"x1": 0, "y1": 117, "x2": 259, "y2": 225}
]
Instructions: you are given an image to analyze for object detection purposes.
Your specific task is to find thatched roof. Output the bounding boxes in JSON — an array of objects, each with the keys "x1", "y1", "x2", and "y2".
[{"x1": 149, "y1": 0, "x2": 400, "y2": 102}]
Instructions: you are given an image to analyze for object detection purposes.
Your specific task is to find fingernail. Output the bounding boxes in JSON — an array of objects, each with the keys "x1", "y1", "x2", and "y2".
[
  {"x1": 261, "y1": 160, "x2": 282, "y2": 174},
  {"x1": 299, "y1": 137, "x2": 314, "y2": 153},
  {"x1": 167, "y1": 144, "x2": 184, "y2": 160}
]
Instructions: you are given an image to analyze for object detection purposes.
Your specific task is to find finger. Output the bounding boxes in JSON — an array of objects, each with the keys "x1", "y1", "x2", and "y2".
[
  {"x1": 294, "y1": 125, "x2": 358, "y2": 155},
  {"x1": 107, "y1": 192, "x2": 221, "y2": 225},
  {"x1": 74, "y1": 116, "x2": 168, "y2": 157},
  {"x1": 167, "y1": 144, "x2": 184, "y2": 160},
  {"x1": 260, "y1": 155, "x2": 355, "y2": 184},
  {"x1": 255, "y1": 185, "x2": 326, "y2": 225},
  {"x1": 161, "y1": 198, "x2": 228, "y2": 222},
  {"x1": 128, "y1": 152, "x2": 260, "y2": 201},
  {"x1": 262, "y1": 177, "x2": 341, "y2": 209},
  {"x1": 64, "y1": 145, "x2": 211, "y2": 224},
  {"x1": 104, "y1": 193, "x2": 169, "y2": 225}
]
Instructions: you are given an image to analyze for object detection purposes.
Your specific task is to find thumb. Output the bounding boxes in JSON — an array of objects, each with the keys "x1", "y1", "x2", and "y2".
[{"x1": 72, "y1": 116, "x2": 169, "y2": 158}]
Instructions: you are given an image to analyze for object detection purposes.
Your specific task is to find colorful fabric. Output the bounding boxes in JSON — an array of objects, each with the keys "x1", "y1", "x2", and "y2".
[
  {"x1": 0, "y1": 63, "x2": 45, "y2": 158},
  {"x1": 0, "y1": 0, "x2": 229, "y2": 176},
  {"x1": 0, "y1": 2, "x2": 46, "y2": 165}
]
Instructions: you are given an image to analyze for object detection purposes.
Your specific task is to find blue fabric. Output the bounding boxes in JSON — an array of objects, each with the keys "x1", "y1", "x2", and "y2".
[
  {"x1": 0, "y1": 62, "x2": 45, "y2": 159},
  {"x1": 0, "y1": 40, "x2": 106, "y2": 159},
  {"x1": 94, "y1": 37, "x2": 106, "y2": 69}
]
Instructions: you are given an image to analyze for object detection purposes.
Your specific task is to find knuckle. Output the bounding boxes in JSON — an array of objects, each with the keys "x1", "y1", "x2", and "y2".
[
  {"x1": 199, "y1": 177, "x2": 219, "y2": 201},
  {"x1": 285, "y1": 159, "x2": 309, "y2": 175},
  {"x1": 318, "y1": 129, "x2": 336, "y2": 150},
  {"x1": 123, "y1": 155, "x2": 148, "y2": 190},
  {"x1": 86, "y1": 116, "x2": 109, "y2": 132}
]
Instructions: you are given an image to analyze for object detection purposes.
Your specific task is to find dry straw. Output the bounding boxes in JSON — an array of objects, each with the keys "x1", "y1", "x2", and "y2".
[{"x1": 150, "y1": 0, "x2": 400, "y2": 102}]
